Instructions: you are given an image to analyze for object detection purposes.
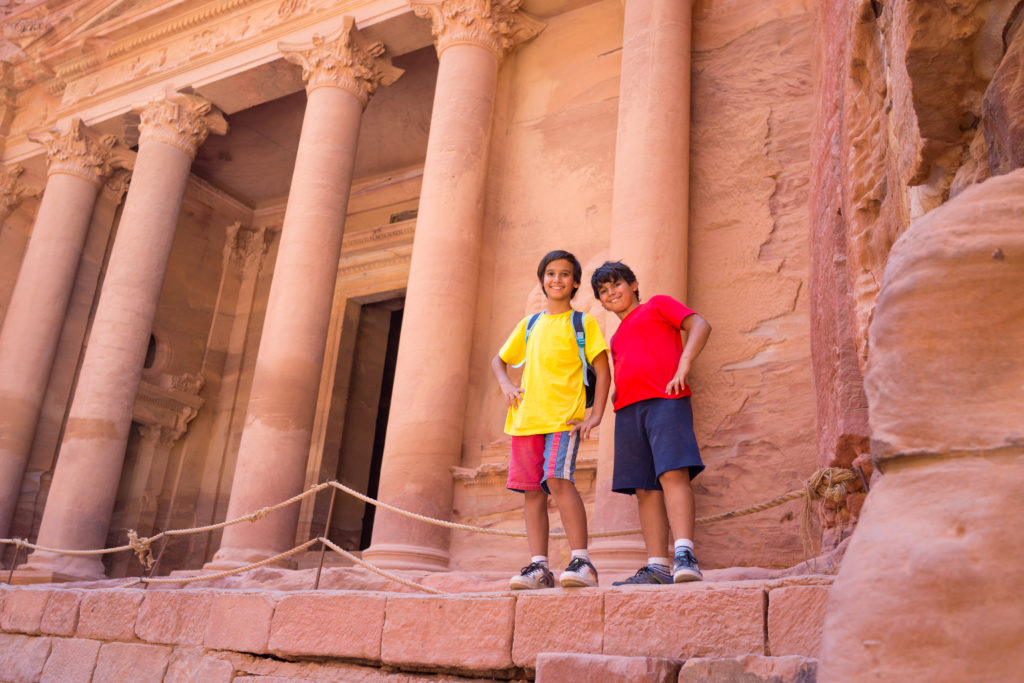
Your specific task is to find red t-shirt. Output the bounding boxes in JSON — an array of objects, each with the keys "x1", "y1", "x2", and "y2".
[{"x1": 610, "y1": 295, "x2": 696, "y2": 411}]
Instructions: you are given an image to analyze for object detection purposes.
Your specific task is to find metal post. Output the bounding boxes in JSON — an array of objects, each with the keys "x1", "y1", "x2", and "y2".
[
  {"x1": 6, "y1": 542, "x2": 21, "y2": 585},
  {"x1": 313, "y1": 485, "x2": 338, "y2": 590}
]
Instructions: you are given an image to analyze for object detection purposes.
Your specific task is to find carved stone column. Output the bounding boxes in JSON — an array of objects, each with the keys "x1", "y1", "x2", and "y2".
[
  {"x1": 363, "y1": 0, "x2": 543, "y2": 570},
  {"x1": 19, "y1": 93, "x2": 226, "y2": 580},
  {"x1": 0, "y1": 121, "x2": 133, "y2": 542},
  {"x1": 207, "y1": 18, "x2": 401, "y2": 568},
  {"x1": 589, "y1": 0, "x2": 696, "y2": 577}
]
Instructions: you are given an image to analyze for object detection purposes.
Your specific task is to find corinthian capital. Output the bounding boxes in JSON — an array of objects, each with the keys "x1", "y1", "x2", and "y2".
[
  {"x1": 0, "y1": 163, "x2": 41, "y2": 215},
  {"x1": 135, "y1": 92, "x2": 228, "y2": 160},
  {"x1": 27, "y1": 119, "x2": 135, "y2": 187},
  {"x1": 410, "y1": 0, "x2": 544, "y2": 61},
  {"x1": 279, "y1": 16, "x2": 403, "y2": 105}
]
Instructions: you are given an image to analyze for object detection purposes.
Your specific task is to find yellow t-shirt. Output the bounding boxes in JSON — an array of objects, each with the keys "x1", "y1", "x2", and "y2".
[{"x1": 498, "y1": 310, "x2": 609, "y2": 435}]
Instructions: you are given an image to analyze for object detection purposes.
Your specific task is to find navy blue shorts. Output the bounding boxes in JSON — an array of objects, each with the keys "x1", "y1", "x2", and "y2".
[{"x1": 612, "y1": 397, "x2": 705, "y2": 495}]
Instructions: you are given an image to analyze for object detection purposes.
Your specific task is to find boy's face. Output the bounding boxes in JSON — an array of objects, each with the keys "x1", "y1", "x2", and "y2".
[
  {"x1": 597, "y1": 277, "x2": 639, "y2": 315},
  {"x1": 542, "y1": 258, "x2": 579, "y2": 302}
]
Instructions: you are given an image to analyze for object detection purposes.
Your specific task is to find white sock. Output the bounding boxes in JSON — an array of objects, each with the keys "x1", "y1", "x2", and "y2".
[
  {"x1": 674, "y1": 538, "x2": 694, "y2": 553},
  {"x1": 531, "y1": 555, "x2": 549, "y2": 566},
  {"x1": 570, "y1": 549, "x2": 590, "y2": 561},
  {"x1": 649, "y1": 557, "x2": 670, "y2": 570}
]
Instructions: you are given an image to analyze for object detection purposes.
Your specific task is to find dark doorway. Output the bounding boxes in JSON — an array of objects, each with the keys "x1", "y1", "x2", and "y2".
[{"x1": 328, "y1": 298, "x2": 403, "y2": 551}]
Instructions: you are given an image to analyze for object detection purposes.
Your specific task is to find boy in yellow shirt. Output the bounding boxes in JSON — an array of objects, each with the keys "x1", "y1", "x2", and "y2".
[{"x1": 491, "y1": 250, "x2": 611, "y2": 588}]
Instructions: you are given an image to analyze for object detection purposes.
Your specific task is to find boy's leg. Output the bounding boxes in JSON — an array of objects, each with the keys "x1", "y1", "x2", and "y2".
[
  {"x1": 658, "y1": 468, "x2": 695, "y2": 541},
  {"x1": 540, "y1": 431, "x2": 598, "y2": 587},
  {"x1": 508, "y1": 435, "x2": 555, "y2": 590},
  {"x1": 635, "y1": 488, "x2": 671, "y2": 558},
  {"x1": 524, "y1": 489, "x2": 550, "y2": 558},
  {"x1": 546, "y1": 478, "x2": 588, "y2": 550}
]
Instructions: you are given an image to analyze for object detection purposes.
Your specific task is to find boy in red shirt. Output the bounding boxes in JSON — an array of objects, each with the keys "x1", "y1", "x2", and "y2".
[{"x1": 591, "y1": 261, "x2": 711, "y2": 584}]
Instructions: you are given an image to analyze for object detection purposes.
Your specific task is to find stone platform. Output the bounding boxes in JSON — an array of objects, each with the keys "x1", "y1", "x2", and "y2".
[{"x1": 0, "y1": 569, "x2": 829, "y2": 682}]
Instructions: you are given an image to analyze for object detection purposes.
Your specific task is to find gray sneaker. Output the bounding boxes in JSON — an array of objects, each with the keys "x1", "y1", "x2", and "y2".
[
  {"x1": 559, "y1": 557, "x2": 599, "y2": 587},
  {"x1": 612, "y1": 564, "x2": 672, "y2": 585},
  {"x1": 509, "y1": 561, "x2": 555, "y2": 590},
  {"x1": 673, "y1": 548, "x2": 703, "y2": 582}
]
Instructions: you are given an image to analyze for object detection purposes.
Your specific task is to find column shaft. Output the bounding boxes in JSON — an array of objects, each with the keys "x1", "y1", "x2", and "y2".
[
  {"x1": 0, "y1": 173, "x2": 101, "y2": 539},
  {"x1": 591, "y1": 0, "x2": 695, "y2": 574},
  {"x1": 211, "y1": 87, "x2": 364, "y2": 564},
  {"x1": 364, "y1": 43, "x2": 500, "y2": 570},
  {"x1": 209, "y1": 18, "x2": 402, "y2": 566},
  {"x1": 21, "y1": 95, "x2": 225, "y2": 579}
]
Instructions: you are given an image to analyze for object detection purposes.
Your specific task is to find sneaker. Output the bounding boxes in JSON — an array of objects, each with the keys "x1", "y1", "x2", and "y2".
[
  {"x1": 611, "y1": 564, "x2": 673, "y2": 586},
  {"x1": 509, "y1": 562, "x2": 555, "y2": 590},
  {"x1": 559, "y1": 557, "x2": 599, "y2": 587},
  {"x1": 673, "y1": 548, "x2": 703, "y2": 582}
]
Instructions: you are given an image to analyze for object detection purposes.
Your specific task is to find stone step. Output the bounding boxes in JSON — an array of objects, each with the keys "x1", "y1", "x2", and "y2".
[
  {"x1": 535, "y1": 653, "x2": 819, "y2": 683},
  {"x1": 0, "y1": 573, "x2": 831, "y2": 681}
]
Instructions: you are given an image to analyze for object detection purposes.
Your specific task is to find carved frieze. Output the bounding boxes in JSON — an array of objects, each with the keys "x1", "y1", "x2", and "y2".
[
  {"x1": 133, "y1": 372, "x2": 205, "y2": 443},
  {"x1": 409, "y1": 0, "x2": 545, "y2": 61},
  {"x1": 135, "y1": 91, "x2": 228, "y2": 159},
  {"x1": 0, "y1": 162, "x2": 41, "y2": 214},
  {"x1": 279, "y1": 16, "x2": 403, "y2": 105},
  {"x1": 26, "y1": 118, "x2": 135, "y2": 186}
]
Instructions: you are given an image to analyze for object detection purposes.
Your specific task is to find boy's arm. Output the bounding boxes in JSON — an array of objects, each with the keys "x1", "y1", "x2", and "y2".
[
  {"x1": 491, "y1": 353, "x2": 525, "y2": 409},
  {"x1": 666, "y1": 313, "x2": 711, "y2": 395},
  {"x1": 568, "y1": 350, "x2": 610, "y2": 440}
]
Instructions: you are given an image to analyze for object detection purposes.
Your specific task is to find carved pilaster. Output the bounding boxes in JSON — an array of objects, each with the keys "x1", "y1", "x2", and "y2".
[
  {"x1": 224, "y1": 221, "x2": 271, "y2": 272},
  {"x1": 409, "y1": 0, "x2": 544, "y2": 61},
  {"x1": 27, "y1": 119, "x2": 135, "y2": 187},
  {"x1": 0, "y1": 163, "x2": 41, "y2": 215},
  {"x1": 279, "y1": 16, "x2": 403, "y2": 105},
  {"x1": 135, "y1": 92, "x2": 228, "y2": 160},
  {"x1": 101, "y1": 167, "x2": 133, "y2": 203}
]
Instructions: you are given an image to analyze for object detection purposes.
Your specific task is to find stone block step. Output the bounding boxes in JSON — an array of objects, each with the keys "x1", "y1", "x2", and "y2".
[{"x1": 0, "y1": 574, "x2": 831, "y2": 680}]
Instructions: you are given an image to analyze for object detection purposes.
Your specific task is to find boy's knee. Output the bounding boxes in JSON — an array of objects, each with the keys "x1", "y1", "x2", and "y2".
[
  {"x1": 545, "y1": 477, "x2": 574, "y2": 494},
  {"x1": 658, "y1": 467, "x2": 692, "y2": 488}
]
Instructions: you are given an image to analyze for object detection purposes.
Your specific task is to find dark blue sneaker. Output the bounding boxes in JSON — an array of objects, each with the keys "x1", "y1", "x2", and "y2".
[
  {"x1": 673, "y1": 548, "x2": 702, "y2": 582},
  {"x1": 612, "y1": 564, "x2": 672, "y2": 585},
  {"x1": 510, "y1": 561, "x2": 554, "y2": 590}
]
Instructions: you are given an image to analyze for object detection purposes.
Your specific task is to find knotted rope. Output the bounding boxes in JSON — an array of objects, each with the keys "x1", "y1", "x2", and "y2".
[{"x1": 3, "y1": 467, "x2": 861, "y2": 592}]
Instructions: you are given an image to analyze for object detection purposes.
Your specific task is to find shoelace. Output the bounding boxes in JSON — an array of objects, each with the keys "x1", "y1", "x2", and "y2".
[
  {"x1": 521, "y1": 562, "x2": 548, "y2": 576},
  {"x1": 565, "y1": 557, "x2": 590, "y2": 572}
]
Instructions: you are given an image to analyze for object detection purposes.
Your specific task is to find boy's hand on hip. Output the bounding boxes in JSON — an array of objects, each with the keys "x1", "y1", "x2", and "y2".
[
  {"x1": 666, "y1": 358, "x2": 691, "y2": 395},
  {"x1": 502, "y1": 384, "x2": 525, "y2": 409}
]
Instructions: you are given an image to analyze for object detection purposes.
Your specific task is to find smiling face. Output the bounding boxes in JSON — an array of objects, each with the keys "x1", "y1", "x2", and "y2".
[
  {"x1": 543, "y1": 258, "x2": 579, "y2": 303},
  {"x1": 597, "y1": 276, "x2": 640, "y2": 318}
]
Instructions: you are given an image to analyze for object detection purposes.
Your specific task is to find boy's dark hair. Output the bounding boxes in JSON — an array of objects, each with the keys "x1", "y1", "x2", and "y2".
[
  {"x1": 591, "y1": 260, "x2": 641, "y2": 302},
  {"x1": 537, "y1": 250, "x2": 583, "y2": 299}
]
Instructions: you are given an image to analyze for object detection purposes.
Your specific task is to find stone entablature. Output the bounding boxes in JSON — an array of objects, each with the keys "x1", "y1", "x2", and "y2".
[{"x1": 1, "y1": 0, "x2": 412, "y2": 153}]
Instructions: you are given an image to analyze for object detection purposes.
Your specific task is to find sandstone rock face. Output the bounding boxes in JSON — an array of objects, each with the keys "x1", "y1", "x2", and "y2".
[
  {"x1": 680, "y1": 654, "x2": 817, "y2": 682},
  {"x1": 819, "y1": 170, "x2": 1024, "y2": 680}
]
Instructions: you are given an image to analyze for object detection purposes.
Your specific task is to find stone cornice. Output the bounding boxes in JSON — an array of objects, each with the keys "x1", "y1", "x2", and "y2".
[
  {"x1": 0, "y1": 163, "x2": 42, "y2": 214},
  {"x1": 409, "y1": 0, "x2": 544, "y2": 61},
  {"x1": 279, "y1": 16, "x2": 403, "y2": 104},
  {"x1": 26, "y1": 118, "x2": 135, "y2": 186},
  {"x1": 135, "y1": 91, "x2": 228, "y2": 159}
]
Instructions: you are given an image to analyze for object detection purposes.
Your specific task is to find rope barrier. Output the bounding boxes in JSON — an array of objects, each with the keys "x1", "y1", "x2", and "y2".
[{"x1": 2, "y1": 467, "x2": 859, "y2": 593}]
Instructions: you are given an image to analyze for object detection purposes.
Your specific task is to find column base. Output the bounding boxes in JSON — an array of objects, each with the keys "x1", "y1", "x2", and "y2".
[
  {"x1": 204, "y1": 545, "x2": 298, "y2": 572},
  {"x1": 17, "y1": 550, "x2": 107, "y2": 583},
  {"x1": 361, "y1": 542, "x2": 450, "y2": 571},
  {"x1": 589, "y1": 536, "x2": 648, "y2": 585}
]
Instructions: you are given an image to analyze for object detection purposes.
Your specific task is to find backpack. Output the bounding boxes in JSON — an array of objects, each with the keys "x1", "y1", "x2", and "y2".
[{"x1": 515, "y1": 310, "x2": 597, "y2": 408}]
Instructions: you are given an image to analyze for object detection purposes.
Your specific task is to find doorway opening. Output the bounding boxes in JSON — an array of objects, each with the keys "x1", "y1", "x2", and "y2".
[{"x1": 327, "y1": 297, "x2": 403, "y2": 552}]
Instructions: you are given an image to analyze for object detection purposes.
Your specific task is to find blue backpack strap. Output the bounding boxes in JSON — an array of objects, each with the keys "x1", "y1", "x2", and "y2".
[
  {"x1": 511, "y1": 312, "x2": 542, "y2": 369},
  {"x1": 571, "y1": 310, "x2": 589, "y2": 386}
]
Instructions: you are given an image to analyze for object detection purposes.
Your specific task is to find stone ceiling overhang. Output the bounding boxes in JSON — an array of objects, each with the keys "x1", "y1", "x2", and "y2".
[{"x1": 2, "y1": 0, "x2": 423, "y2": 165}]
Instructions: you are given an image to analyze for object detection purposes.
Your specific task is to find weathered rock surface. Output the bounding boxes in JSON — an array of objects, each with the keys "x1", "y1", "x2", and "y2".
[
  {"x1": 680, "y1": 654, "x2": 817, "y2": 682},
  {"x1": 820, "y1": 169, "x2": 1024, "y2": 680}
]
